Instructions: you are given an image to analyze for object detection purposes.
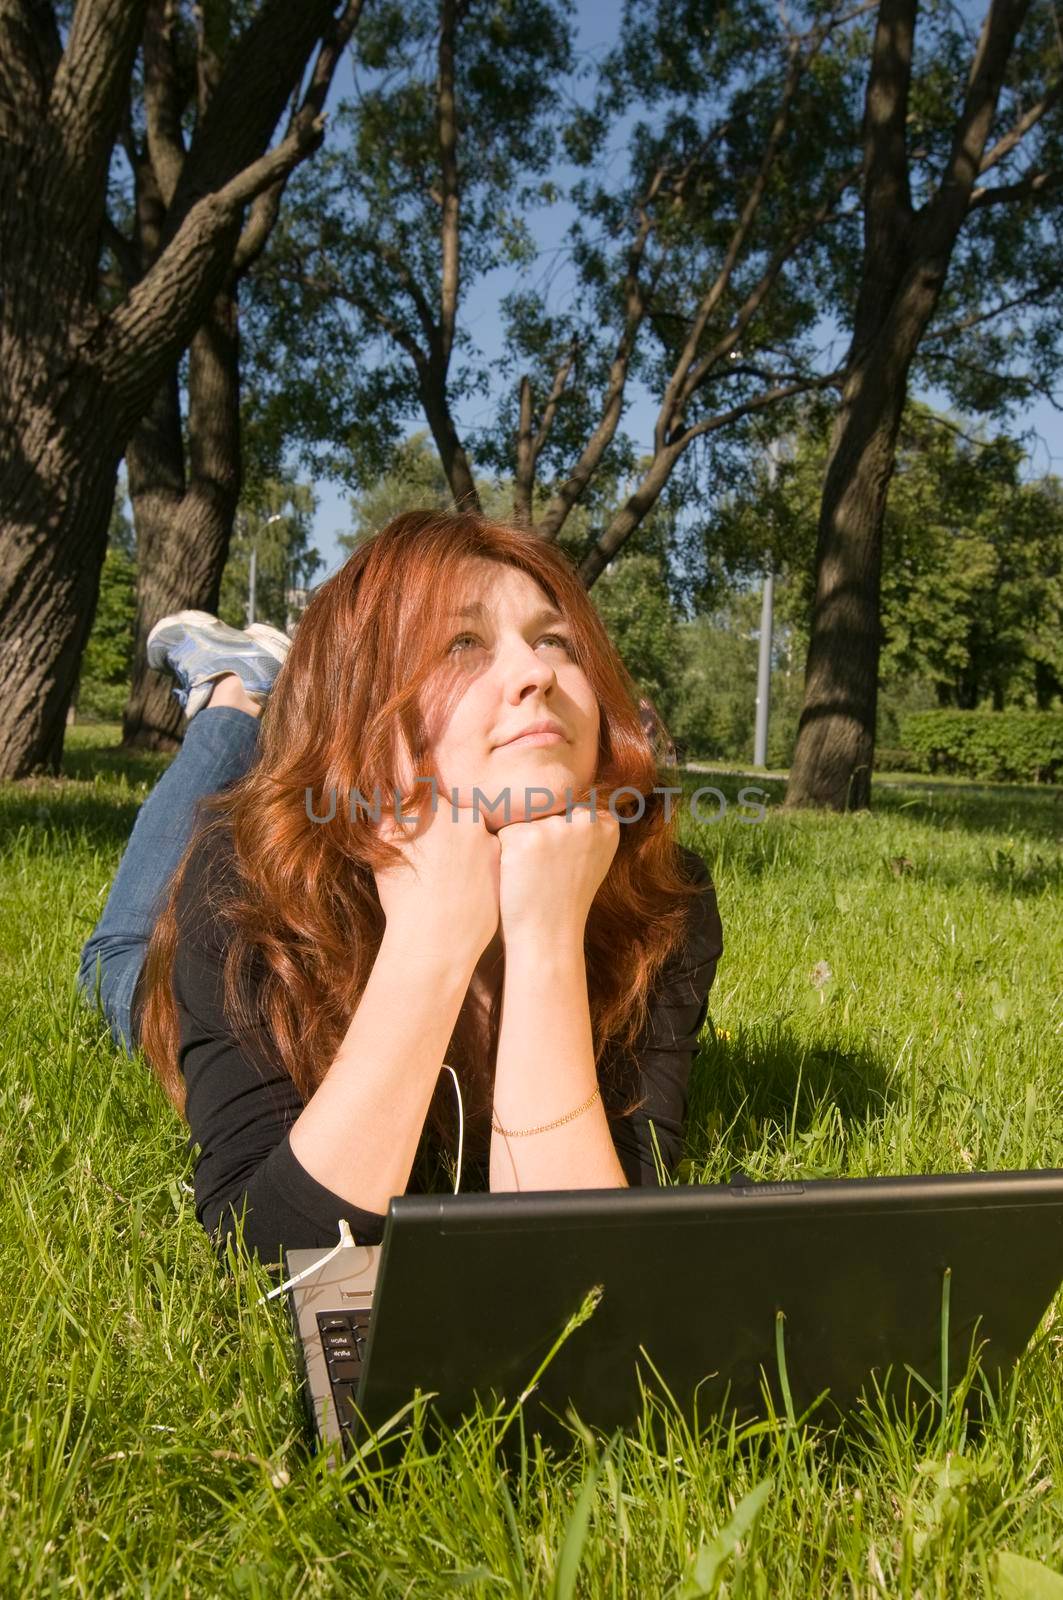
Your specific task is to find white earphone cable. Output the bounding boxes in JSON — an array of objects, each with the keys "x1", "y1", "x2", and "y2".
[
  {"x1": 441, "y1": 1062, "x2": 464, "y2": 1196},
  {"x1": 257, "y1": 1063, "x2": 465, "y2": 1306}
]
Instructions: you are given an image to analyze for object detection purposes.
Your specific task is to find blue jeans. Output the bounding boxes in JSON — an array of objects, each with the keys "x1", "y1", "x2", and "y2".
[{"x1": 77, "y1": 706, "x2": 261, "y2": 1057}]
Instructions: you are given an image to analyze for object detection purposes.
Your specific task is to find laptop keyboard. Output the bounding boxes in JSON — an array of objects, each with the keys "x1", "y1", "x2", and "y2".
[{"x1": 317, "y1": 1310, "x2": 372, "y2": 1433}]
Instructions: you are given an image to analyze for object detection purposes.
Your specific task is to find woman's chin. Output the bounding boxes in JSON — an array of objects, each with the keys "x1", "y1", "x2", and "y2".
[{"x1": 445, "y1": 758, "x2": 592, "y2": 828}]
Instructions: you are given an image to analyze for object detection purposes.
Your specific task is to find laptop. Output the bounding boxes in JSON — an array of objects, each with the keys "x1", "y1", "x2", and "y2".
[{"x1": 285, "y1": 1168, "x2": 1063, "y2": 1465}]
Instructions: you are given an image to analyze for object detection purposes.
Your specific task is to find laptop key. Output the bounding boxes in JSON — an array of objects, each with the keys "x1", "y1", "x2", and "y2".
[
  {"x1": 329, "y1": 1359, "x2": 361, "y2": 1381},
  {"x1": 331, "y1": 1383, "x2": 361, "y2": 1428}
]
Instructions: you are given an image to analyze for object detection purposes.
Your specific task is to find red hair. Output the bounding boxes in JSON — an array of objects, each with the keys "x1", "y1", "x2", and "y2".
[{"x1": 139, "y1": 512, "x2": 704, "y2": 1156}]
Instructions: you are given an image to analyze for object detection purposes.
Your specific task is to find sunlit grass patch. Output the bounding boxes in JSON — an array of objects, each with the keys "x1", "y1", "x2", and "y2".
[{"x1": 0, "y1": 728, "x2": 1059, "y2": 1593}]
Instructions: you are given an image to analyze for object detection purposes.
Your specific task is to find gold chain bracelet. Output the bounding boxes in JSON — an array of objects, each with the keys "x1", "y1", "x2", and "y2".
[{"x1": 491, "y1": 1084, "x2": 601, "y2": 1139}]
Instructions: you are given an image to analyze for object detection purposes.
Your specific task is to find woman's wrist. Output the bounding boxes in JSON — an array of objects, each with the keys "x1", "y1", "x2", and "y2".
[
  {"x1": 501, "y1": 925, "x2": 586, "y2": 966},
  {"x1": 378, "y1": 919, "x2": 484, "y2": 981}
]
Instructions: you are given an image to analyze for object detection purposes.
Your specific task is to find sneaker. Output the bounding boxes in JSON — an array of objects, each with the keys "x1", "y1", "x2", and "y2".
[{"x1": 146, "y1": 610, "x2": 292, "y2": 722}]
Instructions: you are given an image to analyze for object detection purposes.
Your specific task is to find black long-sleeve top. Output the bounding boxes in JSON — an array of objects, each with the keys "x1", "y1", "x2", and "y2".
[{"x1": 142, "y1": 826, "x2": 724, "y2": 1262}]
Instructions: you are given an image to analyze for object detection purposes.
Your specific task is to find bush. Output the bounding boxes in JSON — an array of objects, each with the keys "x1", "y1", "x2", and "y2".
[
  {"x1": 899, "y1": 710, "x2": 1063, "y2": 783},
  {"x1": 75, "y1": 545, "x2": 136, "y2": 722},
  {"x1": 873, "y1": 746, "x2": 921, "y2": 773},
  {"x1": 75, "y1": 680, "x2": 128, "y2": 721}
]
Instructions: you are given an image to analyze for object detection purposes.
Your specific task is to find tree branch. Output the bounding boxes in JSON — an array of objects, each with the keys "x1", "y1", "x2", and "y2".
[
  {"x1": 575, "y1": 366, "x2": 843, "y2": 585},
  {"x1": 268, "y1": 263, "x2": 428, "y2": 368},
  {"x1": 978, "y1": 80, "x2": 1062, "y2": 174},
  {"x1": 926, "y1": 0, "x2": 1032, "y2": 237},
  {"x1": 48, "y1": 0, "x2": 147, "y2": 215},
  {"x1": 142, "y1": 0, "x2": 188, "y2": 209},
  {"x1": 968, "y1": 165, "x2": 1063, "y2": 208},
  {"x1": 925, "y1": 348, "x2": 1062, "y2": 410},
  {"x1": 536, "y1": 170, "x2": 666, "y2": 541},
  {"x1": 231, "y1": 183, "x2": 288, "y2": 277},
  {"x1": 675, "y1": 162, "x2": 861, "y2": 423},
  {"x1": 0, "y1": 0, "x2": 62, "y2": 140},
  {"x1": 532, "y1": 344, "x2": 577, "y2": 459},
  {"x1": 861, "y1": 0, "x2": 917, "y2": 261},
  {"x1": 674, "y1": 367, "x2": 844, "y2": 452},
  {"x1": 921, "y1": 281, "x2": 1060, "y2": 344},
  {"x1": 358, "y1": 233, "x2": 441, "y2": 351},
  {"x1": 437, "y1": 0, "x2": 460, "y2": 368},
  {"x1": 515, "y1": 376, "x2": 536, "y2": 525},
  {"x1": 164, "y1": 1, "x2": 340, "y2": 240},
  {"x1": 232, "y1": 0, "x2": 364, "y2": 276},
  {"x1": 105, "y1": 111, "x2": 329, "y2": 397},
  {"x1": 514, "y1": 342, "x2": 577, "y2": 523},
  {"x1": 656, "y1": 21, "x2": 819, "y2": 454}
]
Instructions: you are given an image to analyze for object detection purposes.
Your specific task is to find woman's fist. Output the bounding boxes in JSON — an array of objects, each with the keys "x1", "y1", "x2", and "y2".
[
  {"x1": 496, "y1": 807, "x2": 620, "y2": 946},
  {"x1": 372, "y1": 799, "x2": 501, "y2": 963}
]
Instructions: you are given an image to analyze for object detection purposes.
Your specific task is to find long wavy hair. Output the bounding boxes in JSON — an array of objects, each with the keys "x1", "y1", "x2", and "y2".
[{"x1": 138, "y1": 511, "x2": 704, "y2": 1166}]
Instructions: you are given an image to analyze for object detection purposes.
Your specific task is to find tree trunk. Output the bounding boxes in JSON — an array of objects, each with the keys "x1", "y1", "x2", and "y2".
[
  {"x1": 786, "y1": 252, "x2": 963, "y2": 810},
  {"x1": 783, "y1": 357, "x2": 907, "y2": 810},
  {"x1": 122, "y1": 287, "x2": 242, "y2": 750},
  {"x1": 0, "y1": 1, "x2": 358, "y2": 781},
  {"x1": 784, "y1": 0, "x2": 1032, "y2": 811},
  {"x1": 420, "y1": 372, "x2": 481, "y2": 513},
  {"x1": 0, "y1": 431, "x2": 119, "y2": 779},
  {"x1": 123, "y1": 374, "x2": 186, "y2": 751}
]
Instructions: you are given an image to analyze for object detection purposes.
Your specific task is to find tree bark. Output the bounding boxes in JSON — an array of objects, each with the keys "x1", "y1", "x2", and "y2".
[
  {"x1": 0, "y1": 436, "x2": 118, "y2": 778},
  {"x1": 0, "y1": 0, "x2": 357, "y2": 781},
  {"x1": 420, "y1": 366, "x2": 481, "y2": 512},
  {"x1": 783, "y1": 337, "x2": 912, "y2": 809},
  {"x1": 123, "y1": 375, "x2": 185, "y2": 750},
  {"x1": 123, "y1": 287, "x2": 241, "y2": 750},
  {"x1": 785, "y1": 0, "x2": 1033, "y2": 811},
  {"x1": 115, "y1": 1, "x2": 365, "y2": 751}
]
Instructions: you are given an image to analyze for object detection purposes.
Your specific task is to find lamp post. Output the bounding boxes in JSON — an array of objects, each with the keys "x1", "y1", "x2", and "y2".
[
  {"x1": 753, "y1": 438, "x2": 791, "y2": 768},
  {"x1": 247, "y1": 511, "x2": 284, "y2": 627}
]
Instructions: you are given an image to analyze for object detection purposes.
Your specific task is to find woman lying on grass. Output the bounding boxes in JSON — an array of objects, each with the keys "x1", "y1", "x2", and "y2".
[{"x1": 78, "y1": 512, "x2": 723, "y2": 1263}]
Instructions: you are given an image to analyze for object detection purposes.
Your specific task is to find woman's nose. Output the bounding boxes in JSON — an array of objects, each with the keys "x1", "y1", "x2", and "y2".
[{"x1": 500, "y1": 638, "x2": 556, "y2": 696}]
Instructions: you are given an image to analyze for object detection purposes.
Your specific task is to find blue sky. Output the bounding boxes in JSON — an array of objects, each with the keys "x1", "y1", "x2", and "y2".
[{"x1": 306, "y1": 0, "x2": 1063, "y2": 582}]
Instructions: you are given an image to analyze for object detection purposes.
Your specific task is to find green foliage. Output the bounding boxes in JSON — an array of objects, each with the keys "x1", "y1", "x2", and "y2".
[
  {"x1": 591, "y1": 552, "x2": 681, "y2": 721},
  {"x1": 707, "y1": 403, "x2": 1063, "y2": 737},
  {"x1": 488, "y1": 0, "x2": 872, "y2": 514},
  {"x1": 76, "y1": 505, "x2": 137, "y2": 719},
  {"x1": 79, "y1": 550, "x2": 136, "y2": 690},
  {"x1": 217, "y1": 480, "x2": 323, "y2": 632},
  {"x1": 671, "y1": 611, "x2": 760, "y2": 763},
  {"x1": 900, "y1": 711, "x2": 1063, "y2": 785},
  {"x1": 873, "y1": 746, "x2": 922, "y2": 774},
  {"x1": 877, "y1": 430, "x2": 1063, "y2": 714},
  {"x1": 337, "y1": 432, "x2": 517, "y2": 551},
  {"x1": 667, "y1": 580, "x2": 806, "y2": 767},
  {"x1": 243, "y1": 0, "x2": 575, "y2": 492}
]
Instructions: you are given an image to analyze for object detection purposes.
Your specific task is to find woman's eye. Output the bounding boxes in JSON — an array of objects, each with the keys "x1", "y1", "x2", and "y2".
[{"x1": 447, "y1": 631, "x2": 572, "y2": 655}]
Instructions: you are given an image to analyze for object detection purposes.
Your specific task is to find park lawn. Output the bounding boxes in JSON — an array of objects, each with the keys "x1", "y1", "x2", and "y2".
[{"x1": 1, "y1": 723, "x2": 1061, "y2": 1598}]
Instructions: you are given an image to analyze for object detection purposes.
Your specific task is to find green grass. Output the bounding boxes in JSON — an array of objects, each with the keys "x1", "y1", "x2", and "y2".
[{"x1": 2, "y1": 724, "x2": 1062, "y2": 1597}]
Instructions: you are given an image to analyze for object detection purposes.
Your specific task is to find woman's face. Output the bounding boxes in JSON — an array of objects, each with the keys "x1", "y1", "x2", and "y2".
[{"x1": 421, "y1": 559, "x2": 601, "y2": 832}]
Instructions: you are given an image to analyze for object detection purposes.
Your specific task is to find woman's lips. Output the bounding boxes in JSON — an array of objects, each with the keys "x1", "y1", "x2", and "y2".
[{"x1": 500, "y1": 730, "x2": 566, "y2": 748}]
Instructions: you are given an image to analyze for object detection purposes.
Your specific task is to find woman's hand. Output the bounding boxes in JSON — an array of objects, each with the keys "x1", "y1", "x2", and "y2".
[
  {"x1": 372, "y1": 800, "x2": 501, "y2": 962},
  {"x1": 496, "y1": 807, "x2": 620, "y2": 948}
]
